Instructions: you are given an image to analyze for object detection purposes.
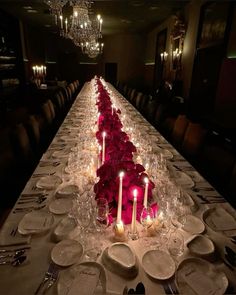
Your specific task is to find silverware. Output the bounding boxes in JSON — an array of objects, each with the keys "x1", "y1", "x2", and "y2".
[
  {"x1": 21, "y1": 193, "x2": 44, "y2": 197},
  {"x1": 39, "y1": 162, "x2": 60, "y2": 167},
  {"x1": 35, "y1": 263, "x2": 57, "y2": 295},
  {"x1": 225, "y1": 246, "x2": 236, "y2": 267},
  {"x1": 193, "y1": 187, "x2": 215, "y2": 192},
  {"x1": 13, "y1": 205, "x2": 46, "y2": 213},
  {"x1": 0, "y1": 246, "x2": 31, "y2": 253},
  {"x1": 0, "y1": 249, "x2": 25, "y2": 259},
  {"x1": 32, "y1": 172, "x2": 56, "y2": 178},
  {"x1": 10, "y1": 227, "x2": 18, "y2": 236},
  {"x1": 17, "y1": 197, "x2": 46, "y2": 205},
  {"x1": 0, "y1": 255, "x2": 27, "y2": 266},
  {"x1": 168, "y1": 280, "x2": 179, "y2": 294},
  {"x1": 42, "y1": 267, "x2": 59, "y2": 294}
]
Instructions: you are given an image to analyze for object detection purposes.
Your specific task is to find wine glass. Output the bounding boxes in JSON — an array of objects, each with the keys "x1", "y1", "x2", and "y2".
[
  {"x1": 96, "y1": 198, "x2": 109, "y2": 231},
  {"x1": 140, "y1": 206, "x2": 154, "y2": 237},
  {"x1": 168, "y1": 231, "x2": 184, "y2": 258}
]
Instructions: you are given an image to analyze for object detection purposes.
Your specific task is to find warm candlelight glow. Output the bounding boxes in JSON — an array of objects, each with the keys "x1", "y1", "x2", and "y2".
[
  {"x1": 130, "y1": 188, "x2": 138, "y2": 239},
  {"x1": 102, "y1": 131, "x2": 106, "y2": 164},
  {"x1": 143, "y1": 177, "x2": 149, "y2": 208},
  {"x1": 117, "y1": 171, "x2": 124, "y2": 223}
]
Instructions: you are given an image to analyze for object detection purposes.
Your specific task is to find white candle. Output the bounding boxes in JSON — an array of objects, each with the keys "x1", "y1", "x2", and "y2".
[
  {"x1": 143, "y1": 177, "x2": 149, "y2": 208},
  {"x1": 65, "y1": 18, "x2": 68, "y2": 34},
  {"x1": 117, "y1": 171, "x2": 124, "y2": 223},
  {"x1": 60, "y1": 15, "x2": 63, "y2": 29},
  {"x1": 131, "y1": 189, "x2": 137, "y2": 234},
  {"x1": 97, "y1": 145, "x2": 102, "y2": 169},
  {"x1": 100, "y1": 19, "x2": 103, "y2": 32},
  {"x1": 102, "y1": 131, "x2": 106, "y2": 164}
]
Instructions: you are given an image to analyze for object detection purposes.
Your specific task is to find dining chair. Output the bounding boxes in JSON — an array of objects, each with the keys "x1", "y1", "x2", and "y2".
[
  {"x1": 170, "y1": 114, "x2": 189, "y2": 149},
  {"x1": 181, "y1": 122, "x2": 207, "y2": 157},
  {"x1": 25, "y1": 115, "x2": 42, "y2": 155},
  {"x1": 143, "y1": 98, "x2": 158, "y2": 124},
  {"x1": 139, "y1": 94, "x2": 149, "y2": 115},
  {"x1": 129, "y1": 89, "x2": 137, "y2": 104},
  {"x1": 134, "y1": 92, "x2": 143, "y2": 109},
  {"x1": 228, "y1": 162, "x2": 236, "y2": 207},
  {"x1": 198, "y1": 144, "x2": 235, "y2": 194}
]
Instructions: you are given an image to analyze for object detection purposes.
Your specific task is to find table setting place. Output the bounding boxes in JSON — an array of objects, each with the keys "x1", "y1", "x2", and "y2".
[{"x1": 0, "y1": 77, "x2": 236, "y2": 295}]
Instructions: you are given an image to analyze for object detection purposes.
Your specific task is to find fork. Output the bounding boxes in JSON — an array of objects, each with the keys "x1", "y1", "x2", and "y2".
[
  {"x1": 34, "y1": 263, "x2": 57, "y2": 294},
  {"x1": 13, "y1": 205, "x2": 45, "y2": 213},
  {"x1": 42, "y1": 266, "x2": 59, "y2": 294}
]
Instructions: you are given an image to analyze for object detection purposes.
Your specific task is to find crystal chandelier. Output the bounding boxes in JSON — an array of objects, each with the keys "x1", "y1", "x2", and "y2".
[
  {"x1": 44, "y1": 0, "x2": 68, "y2": 24},
  {"x1": 81, "y1": 38, "x2": 104, "y2": 58},
  {"x1": 44, "y1": 0, "x2": 104, "y2": 58}
]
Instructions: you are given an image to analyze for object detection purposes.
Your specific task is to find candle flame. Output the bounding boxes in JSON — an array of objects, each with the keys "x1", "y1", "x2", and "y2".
[
  {"x1": 102, "y1": 131, "x2": 106, "y2": 137},
  {"x1": 144, "y1": 177, "x2": 149, "y2": 184},
  {"x1": 133, "y1": 189, "x2": 138, "y2": 198},
  {"x1": 119, "y1": 171, "x2": 124, "y2": 178}
]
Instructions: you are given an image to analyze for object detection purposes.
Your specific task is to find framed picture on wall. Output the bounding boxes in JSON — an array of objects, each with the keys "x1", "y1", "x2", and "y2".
[{"x1": 198, "y1": 1, "x2": 230, "y2": 48}]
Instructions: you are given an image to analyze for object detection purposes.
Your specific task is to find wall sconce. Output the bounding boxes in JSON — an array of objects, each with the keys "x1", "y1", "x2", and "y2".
[
  {"x1": 160, "y1": 51, "x2": 168, "y2": 62},
  {"x1": 172, "y1": 48, "x2": 182, "y2": 69}
]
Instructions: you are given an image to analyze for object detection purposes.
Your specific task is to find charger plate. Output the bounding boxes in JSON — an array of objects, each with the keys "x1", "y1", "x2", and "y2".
[
  {"x1": 18, "y1": 211, "x2": 54, "y2": 235},
  {"x1": 176, "y1": 257, "x2": 228, "y2": 295},
  {"x1": 51, "y1": 239, "x2": 83, "y2": 267},
  {"x1": 142, "y1": 250, "x2": 175, "y2": 280},
  {"x1": 57, "y1": 261, "x2": 106, "y2": 295}
]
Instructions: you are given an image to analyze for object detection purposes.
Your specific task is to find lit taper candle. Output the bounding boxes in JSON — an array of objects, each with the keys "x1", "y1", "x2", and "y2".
[
  {"x1": 102, "y1": 131, "x2": 106, "y2": 164},
  {"x1": 143, "y1": 177, "x2": 149, "y2": 208},
  {"x1": 131, "y1": 189, "x2": 138, "y2": 234},
  {"x1": 117, "y1": 171, "x2": 124, "y2": 223}
]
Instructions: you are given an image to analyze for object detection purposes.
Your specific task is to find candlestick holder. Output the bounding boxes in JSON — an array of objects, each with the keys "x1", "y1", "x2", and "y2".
[
  {"x1": 113, "y1": 222, "x2": 126, "y2": 242},
  {"x1": 128, "y1": 229, "x2": 139, "y2": 240}
]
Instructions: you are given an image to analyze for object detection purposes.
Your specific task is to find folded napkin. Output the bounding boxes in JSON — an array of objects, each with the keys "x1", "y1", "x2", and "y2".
[
  {"x1": 0, "y1": 222, "x2": 31, "y2": 246},
  {"x1": 67, "y1": 265, "x2": 101, "y2": 295}
]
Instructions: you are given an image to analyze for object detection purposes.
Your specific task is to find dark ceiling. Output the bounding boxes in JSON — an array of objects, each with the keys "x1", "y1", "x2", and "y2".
[{"x1": 0, "y1": 0, "x2": 189, "y2": 35}]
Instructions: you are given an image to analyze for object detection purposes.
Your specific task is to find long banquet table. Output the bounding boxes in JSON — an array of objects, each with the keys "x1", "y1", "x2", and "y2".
[{"x1": 0, "y1": 79, "x2": 236, "y2": 295}]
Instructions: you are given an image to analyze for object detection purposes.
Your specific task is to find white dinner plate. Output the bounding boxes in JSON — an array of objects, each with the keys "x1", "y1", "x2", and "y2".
[
  {"x1": 174, "y1": 171, "x2": 194, "y2": 189},
  {"x1": 51, "y1": 239, "x2": 83, "y2": 267},
  {"x1": 202, "y1": 207, "x2": 236, "y2": 237},
  {"x1": 52, "y1": 150, "x2": 70, "y2": 159},
  {"x1": 49, "y1": 199, "x2": 73, "y2": 215},
  {"x1": 182, "y1": 215, "x2": 205, "y2": 234},
  {"x1": 57, "y1": 261, "x2": 106, "y2": 295},
  {"x1": 142, "y1": 250, "x2": 175, "y2": 280},
  {"x1": 187, "y1": 235, "x2": 215, "y2": 257},
  {"x1": 36, "y1": 175, "x2": 62, "y2": 190},
  {"x1": 176, "y1": 258, "x2": 228, "y2": 295},
  {"x1": 53, "y1": 216, "x2": 77, "y2": 242},
  {"x1": 56, "y1": 184, "x2": 80, "y2": 198},
  {"x1": 18, "y1": 211, "x2": 54, "y2": 235},
  {"x1": 101, "y1": 243, "x2": 138, "y2": 278},
  {"x1": 60, "y1": 135, "x2": 77, "y2": 142}
]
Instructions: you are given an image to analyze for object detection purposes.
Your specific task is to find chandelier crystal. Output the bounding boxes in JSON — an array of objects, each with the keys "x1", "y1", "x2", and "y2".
[
  {"x1": 44, "y1": 0, "x2": 104, "y2": 58},
  {"x1": 44, "y1": 0, "x2": 68, "y2": 23}
]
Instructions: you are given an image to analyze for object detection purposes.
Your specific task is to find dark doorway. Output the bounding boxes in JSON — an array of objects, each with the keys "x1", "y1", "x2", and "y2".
[
  {"x1": 189, "y1": 44, "x2": 224, "y2": 118},
  {"x1": 105, "y1": 63, "x2": 117, "y2": 85},
  {"x1": 153, "y1": 29, "x2": 167, "y2": 92}
]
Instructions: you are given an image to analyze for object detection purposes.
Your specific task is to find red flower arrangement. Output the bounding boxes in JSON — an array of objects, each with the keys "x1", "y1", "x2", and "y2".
[{"x1": 94, "y1": 78, "x2": 155, "y2": 224}]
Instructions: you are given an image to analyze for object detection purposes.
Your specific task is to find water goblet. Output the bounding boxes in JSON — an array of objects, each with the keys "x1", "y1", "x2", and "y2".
[
  {"x1": 168, "y1": 231, "x2": 184, "y2": 258},
  {"x1": 96, "y1": 198, "x2": 109, "y2": 231},
  {"x1": 140, "y1": 206, "x2": 155, "y2": 244}
]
